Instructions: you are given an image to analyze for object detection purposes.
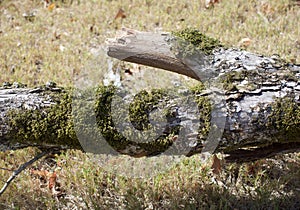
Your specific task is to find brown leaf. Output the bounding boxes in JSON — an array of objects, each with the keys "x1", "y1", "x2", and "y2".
[
  {"x1": 30, "y1": 169, "x2": 49, "y2": 179},
  {"x1": 290, "y1": 57, "x2": 296, "y2": 64},
  {"x1": 205, "y1": 0, "x2": 221, "y2": 8},
  {"x1": 239, "y1": 38, "x2": 252, "y2": 48},
  {"x1": 166, "y1": 6, "x2": 172, "y2": 15},
  {"x1": 211, "y1": 155, "x2": 222, "y2": 175},
  {"x1": 48, "y1": 172, "x2": 57, "y2": 190},
  {"x1": 114, "y1": 9, "x2": 126, "y2": 20},
  {"x1": 47, "y1": 3, "x2": 56, "y2": 12},
  {"x1": 31, "y1": 169, "x2": 59, "y2": 193},
  {"x1": 296, "y1": 0, "x2": 300, "y2": 6},
  {"x1": 260, "y1": 2, "x2": 274, "y2": 16}
]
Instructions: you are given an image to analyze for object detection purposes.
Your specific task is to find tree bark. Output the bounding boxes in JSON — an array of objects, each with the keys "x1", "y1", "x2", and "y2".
[
  {"x1": 106, "y1": 29, "x2": 300, "y2": 162},
  {"x1": 0, "y1": 29, "x2": 299, "y2": 162}
]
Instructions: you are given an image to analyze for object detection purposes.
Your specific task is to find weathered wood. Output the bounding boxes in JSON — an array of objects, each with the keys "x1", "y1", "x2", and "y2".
[{"x1": 106, "y1": 30, "x2": 201, "y2": 80}]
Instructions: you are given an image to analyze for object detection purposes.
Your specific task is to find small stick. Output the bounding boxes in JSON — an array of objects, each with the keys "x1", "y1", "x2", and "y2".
[
  {"x1": 0, "y1": 167, "x2": 13, "y2": 171},
  {"x1": 0, "y1": 149, "x2": 52, "y2": 196}
]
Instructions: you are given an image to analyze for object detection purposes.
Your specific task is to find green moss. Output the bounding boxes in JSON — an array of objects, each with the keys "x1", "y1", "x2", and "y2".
[
  {"x1": 94, "y1": 85, "x2": 129, "y2": 151},
  {"x1": 282, "y1": 71, "x2": 299, "y2": 82},
  {"x1": 219, "y1": 70, "x2": 260, "y2": 92},
  {"x1": 7, "y1": 88, "x2": 81, "y2": 149},
  {"x1": 189, "y1": 84, "x2": 212, "y2": 139},
  {"x1": 94, "y1": 85, "x2": 177, "y2": 155},
  {"x1": 6, "y1": 84, "x2": 213, "y2": 156},
  {"x1": 129, "y1": 89, "x2": 167, "y2": 131},
  {"x1": 94, "y1": 84, "x2": 212, "y2": 156},
  {"x1": 220, "y1": 71, "x2": 243, "y2": 92},
  {"x1": 171, "y1": 28, "x2": 223, "y2": 56},
  {"x1": 267, "y1": 97, "x2": 300, "y2": 141}
]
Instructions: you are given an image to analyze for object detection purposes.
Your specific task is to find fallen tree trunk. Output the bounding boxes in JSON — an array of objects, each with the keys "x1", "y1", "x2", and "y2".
[
  {"x1": 106, "y1": 28, "x2": 300, "y2": 162},
  {"x1": 1, "y1": 29, "x2": 300, "y2": 162}
]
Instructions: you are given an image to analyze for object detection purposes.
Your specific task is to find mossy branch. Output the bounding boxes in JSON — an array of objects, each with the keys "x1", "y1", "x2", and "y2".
[
  {"x1": 106, "y1": 28, "x2": 300, "y2": 161},
  {"x1": 0, "y1": 29, "x2": 299, "y2": 162}
]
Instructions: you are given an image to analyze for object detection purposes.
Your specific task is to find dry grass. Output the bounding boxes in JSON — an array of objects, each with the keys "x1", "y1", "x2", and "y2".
[{"x1": 0, "y1": 0, "x2": 300, "y2": 209}]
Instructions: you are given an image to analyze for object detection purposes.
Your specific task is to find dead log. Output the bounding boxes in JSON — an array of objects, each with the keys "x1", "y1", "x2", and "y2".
[
  {"x1": 106, "y1": 28, "x2": 300, "y2": 162},
  {"x1": 0, "y1": 29, "x2": 300, "y2": 162}
]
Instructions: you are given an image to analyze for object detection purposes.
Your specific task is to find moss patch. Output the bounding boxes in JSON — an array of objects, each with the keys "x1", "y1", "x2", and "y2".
[
  {"x1": 7, "y1": 88, "x2": 80, "y2": 149},
  {"x1": 129, "y1": 89, "x2": 168, "y2": 131},
  {"x1": 189, "y1": 84, "x2": 212, "y2": 140},
  {"x1": 94, "y1": 85, "x2": 179, "y2": 155},
  {"x1": 171, "y1": 28, "x2": 223, "y2": 56},
  {"x1": 6, "y1": 84, "x2": 212, "y2": 156},
  {"x1": 220, "y1": 70, "x2": 248, "y2": 92},
  {"x1": 267, "y1": 97, "x2": 300, "y2": 141}
]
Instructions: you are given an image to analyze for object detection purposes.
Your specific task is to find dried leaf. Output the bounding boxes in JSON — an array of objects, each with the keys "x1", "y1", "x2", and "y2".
[
  {"x1": 114, "y1": 9, "x2": 126, "y2": 20},
  {"x1": 239, "y1": 38, "x2": 252, "y2": 48},
  {"x1": 290, "y1": 58, "x2": 296, "y2": 64},
  {"x1": 260, "y1": 2, "x2": 274, "y2": 16},
  {"x1": 166, "y1": 6, "x2": 172, "y2": 14},
  {"x1": 47, "y1": 3, "x2": 56, "y2": 12},
  {"x1": 31, "y1": 169, "x2": 59, "y2": 193},
  {"x1": 48, "y1": 172, "x2": 57, "y2": 190},
  {"x1": 211, "y1": 155, "x2": 222, "y2": 175},
  {"x1": 295, "y1": 0, "x2": 300, "y2": 6},
  {"x1": 30, "y1": 169, "x2": 49, "y2": 179},
  {"x1": 205, "y1": 0, "x2": 221, "y2": 8}
]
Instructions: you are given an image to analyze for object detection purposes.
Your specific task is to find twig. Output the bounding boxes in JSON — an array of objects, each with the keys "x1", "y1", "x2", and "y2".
[
  {"x1": 0, "y1": 149, "x2": 52, "y2": 196},
  {"x1": 0, "y1": 167, "x2": 13, "y2": 171}
]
